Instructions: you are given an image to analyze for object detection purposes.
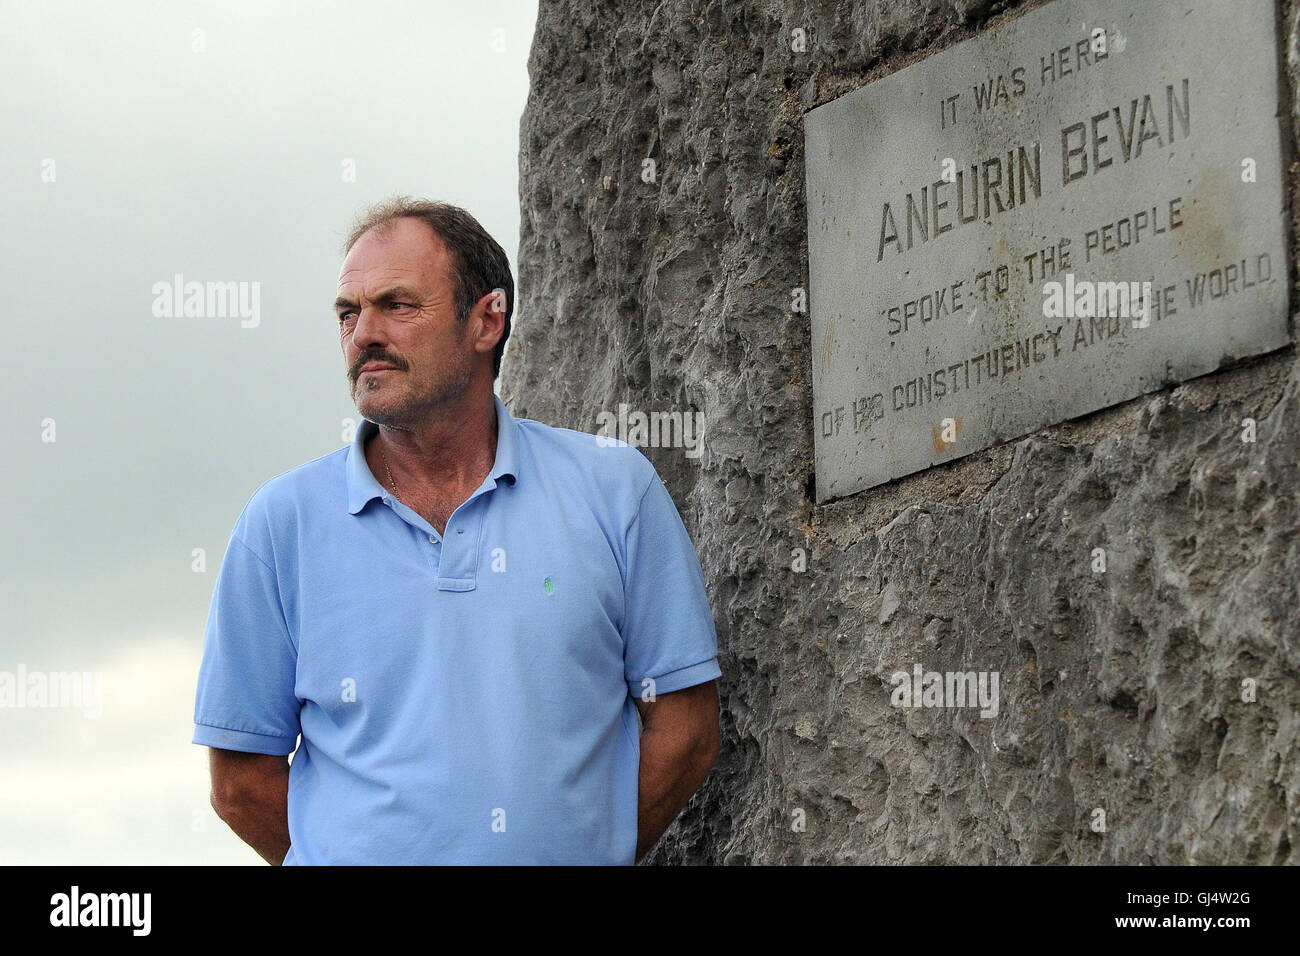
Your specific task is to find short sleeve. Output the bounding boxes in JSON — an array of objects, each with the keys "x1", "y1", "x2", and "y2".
[
  {"x1": 621, "y1": 474, "x2": 721, "y2": 698},
  {"x1": 192, "y1": 531, "x2": 300, "y2": 755}
]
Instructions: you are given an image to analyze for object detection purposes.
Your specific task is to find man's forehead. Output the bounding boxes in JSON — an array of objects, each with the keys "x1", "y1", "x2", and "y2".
[
  {"x1": 337, "y1": 221, "x2": 449, "y2": 293},
  {"x1": 336, "y1": 264, "x2": 422, "y2": 290}
]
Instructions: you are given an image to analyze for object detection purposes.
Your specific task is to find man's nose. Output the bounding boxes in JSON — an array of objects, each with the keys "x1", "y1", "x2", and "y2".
[{"x1": 349, "y1": 306, "x2": 388, "y2": 351}]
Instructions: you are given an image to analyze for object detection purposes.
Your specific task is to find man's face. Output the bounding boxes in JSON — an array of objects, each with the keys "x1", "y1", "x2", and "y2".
[{"x1": 336, "y1": 217, "x2": 476, "y2": 426}]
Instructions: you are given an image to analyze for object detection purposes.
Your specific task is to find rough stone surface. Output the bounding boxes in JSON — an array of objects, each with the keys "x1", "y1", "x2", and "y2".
[{"x1": 507, "y1": 0, "x2": 1300, "y2": 864}]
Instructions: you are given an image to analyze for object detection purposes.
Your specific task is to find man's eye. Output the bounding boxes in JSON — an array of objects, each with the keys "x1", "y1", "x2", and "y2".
[{"x1": 339, "y1": 312, "x2": 356, "y2": 322}]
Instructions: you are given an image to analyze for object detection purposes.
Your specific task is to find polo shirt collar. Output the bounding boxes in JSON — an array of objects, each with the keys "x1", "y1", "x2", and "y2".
[{"x1": 346, "y1": 393, "x2": 520, "y2": 515}]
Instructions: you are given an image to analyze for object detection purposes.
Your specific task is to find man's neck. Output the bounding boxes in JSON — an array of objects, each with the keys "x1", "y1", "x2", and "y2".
[{"x1": 369, "y1": 390, "x2": 498, "y2": 493}]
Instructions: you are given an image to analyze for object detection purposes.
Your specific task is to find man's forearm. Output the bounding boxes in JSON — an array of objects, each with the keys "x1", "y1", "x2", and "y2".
[
  {"x1": 635, "y1": 725, "x2": 716, "y2": 861},
  {"x1": 219, "y1": 798, "x2": 291, "y2": 865},
  {"x1": 210, "y1": 754, "x2": 291, "y2": 865}
]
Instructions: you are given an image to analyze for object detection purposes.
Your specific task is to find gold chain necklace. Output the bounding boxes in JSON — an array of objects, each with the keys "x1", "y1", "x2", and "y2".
[{"x1": 379, "y1": 442, "x2": 401, "y2": 501}]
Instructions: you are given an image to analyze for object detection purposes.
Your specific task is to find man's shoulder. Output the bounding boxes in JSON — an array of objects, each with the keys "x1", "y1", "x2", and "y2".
[
  {"x1": 231, "y1": 444, "x2": 349, "y2": 544},
  {"x1": 514, "y1": 414, "x2": 660, "y2": 510}
]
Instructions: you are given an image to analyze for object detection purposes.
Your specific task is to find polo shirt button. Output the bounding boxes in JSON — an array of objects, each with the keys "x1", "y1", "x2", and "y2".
[
  {"x1": 428, "y1": 535, "x2": 437, "y2": 544},
  {"x1": 382, "y1": 497, "x2": 392, "y2": 506}
]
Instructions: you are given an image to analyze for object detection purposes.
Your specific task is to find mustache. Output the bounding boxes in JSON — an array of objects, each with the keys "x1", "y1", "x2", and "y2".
[{"x1": 349, "y1": 352, "x2": 408, "y2": 381}]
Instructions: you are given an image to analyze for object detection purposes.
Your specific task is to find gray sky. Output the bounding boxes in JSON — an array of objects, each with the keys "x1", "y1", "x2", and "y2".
[{"x1": 0, "y1": 0, "x2": 537, "y2": 864}]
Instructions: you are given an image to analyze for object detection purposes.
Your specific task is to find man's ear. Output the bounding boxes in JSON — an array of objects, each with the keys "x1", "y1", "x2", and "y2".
[{"x1": 471, "y1": 289, "x2": 507, "y2": 356}]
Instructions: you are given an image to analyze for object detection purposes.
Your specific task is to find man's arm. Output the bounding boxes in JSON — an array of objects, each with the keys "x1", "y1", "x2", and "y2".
[
  {"x1": 633, "y1": 679, "x2": 721, "y2": 862},
  {"x1": 208, "y1": 748, "x2": 291, "y2": 865}
]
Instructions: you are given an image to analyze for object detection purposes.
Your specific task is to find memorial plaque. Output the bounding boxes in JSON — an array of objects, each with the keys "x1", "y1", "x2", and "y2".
[{"x1": 805, "y1": 0, "x2": 1290, "y2": 501}]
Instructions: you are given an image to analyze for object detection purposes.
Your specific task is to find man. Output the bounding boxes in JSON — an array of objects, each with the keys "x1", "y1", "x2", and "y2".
[{"x1": 192, "y1": 198, "x2": 721, "y2": 865}]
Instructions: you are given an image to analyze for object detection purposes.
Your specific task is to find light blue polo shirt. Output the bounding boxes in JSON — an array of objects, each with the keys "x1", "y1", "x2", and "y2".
[{"x1": 192, "y1": 394, "x2": 721, "y2": 865}]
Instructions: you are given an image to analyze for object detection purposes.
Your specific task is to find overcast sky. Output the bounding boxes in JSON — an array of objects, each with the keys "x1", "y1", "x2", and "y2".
[{"x1": 0, "y1": 0, "x2": 537, "y2": 864}]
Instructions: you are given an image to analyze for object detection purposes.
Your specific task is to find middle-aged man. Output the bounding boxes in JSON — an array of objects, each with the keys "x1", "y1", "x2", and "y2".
[{"x1": 192, "y1": 197, "x2": 722, "y2": 865}]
